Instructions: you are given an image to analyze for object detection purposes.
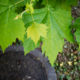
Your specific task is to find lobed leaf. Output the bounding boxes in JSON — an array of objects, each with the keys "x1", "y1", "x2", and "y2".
[
  {"x1": 0, "y1": 0, "x2": 25, "y2": 51},
  {"x1": 27, "y1": 22, "x2": 48, "y2": 44},
  {"x1": 42, "y1": 7, "x2": 74, "y2": 66}
]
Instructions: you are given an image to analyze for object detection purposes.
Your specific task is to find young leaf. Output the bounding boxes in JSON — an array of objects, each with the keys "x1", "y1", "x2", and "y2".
[
  {"x1": 27, "y1": 22, "x2": 48, "y2": 44},
  {"x1": 42, "y1": 7, "x2": 74, "y2": 66},
  {"x1": 0, "y1": 0, "x2": 25, "y2": 51},
  {"x1": 73, "y1": 17, "x2": 80, "y2": 29}
]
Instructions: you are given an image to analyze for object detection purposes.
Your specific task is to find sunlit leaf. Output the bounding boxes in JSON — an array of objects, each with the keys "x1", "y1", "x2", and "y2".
[
  {"x1": 0, "y1": 0, "x2": 25, "y2": 51},
  {"x1": 27, "y1": 22, "x2": 48, "y2": 44}
]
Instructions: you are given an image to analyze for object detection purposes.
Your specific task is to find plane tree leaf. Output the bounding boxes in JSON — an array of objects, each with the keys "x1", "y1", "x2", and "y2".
[
  {"x1": 42, "y1": 7, "x2": 74, "y2": 66},
  {"x1": 27, "y1": 22, "x2": 48, "y2": 44},
  {"x1": 0, "y1": 0, "x2": 25, "y2": 51}
]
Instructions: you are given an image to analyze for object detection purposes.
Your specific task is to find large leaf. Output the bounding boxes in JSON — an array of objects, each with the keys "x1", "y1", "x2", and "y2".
[
  {"x1": 42, "y1": 7, "x2": 74, "y2": 66},
  {"x1": 0, "y1": 0, "x2": 25, "y2": 51}
]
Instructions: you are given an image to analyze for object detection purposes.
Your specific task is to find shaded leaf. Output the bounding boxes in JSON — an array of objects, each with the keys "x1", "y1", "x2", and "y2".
[
  {"x1": 73, "y1": 18, "x2": 80, "y2": 47},
  {"x1": 23, "y1": 33, "x2": 38, "y2": 54},
  {"x1": 42, "y1": 0, "x2": 78, "y2": 9},
  {"x1": 22, "y1": 8, "x2": 47, "y2": 28}
]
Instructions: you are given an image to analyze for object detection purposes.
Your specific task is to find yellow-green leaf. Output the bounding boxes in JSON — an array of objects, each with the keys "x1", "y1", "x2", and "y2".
[
  {"x1": 26, "y1": 3, "x2": 34, "y2": 14},
  {"x1": 27, "y1": 22, "x2": 48, "y2": 44}
]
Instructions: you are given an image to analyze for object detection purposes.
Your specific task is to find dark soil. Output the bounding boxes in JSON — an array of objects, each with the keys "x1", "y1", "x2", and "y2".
[{"x1": 0, "y1": 46, "x2": 47, "y2": 80}]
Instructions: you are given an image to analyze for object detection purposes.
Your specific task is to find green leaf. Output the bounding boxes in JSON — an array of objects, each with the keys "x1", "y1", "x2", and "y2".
[
  {"x1": 23, "y1": 38, "x2": 36, "y2": 54},
  {"x1": 23, "y1": 33, "x2": 38, "y2": 54},
  {"x1": 22, "y1": 8, "x2": 47, "y2": 29},
  {"x1": 0, "y1": 0, "x2": 25, "y2": 51},
  {"x1": 42, "y1": 7, "x2": 73, "y2": 66},
  {"x1": 73, "y1": 17, "x2": 80, "y2": 29},
  {"x1": 42, "y1": 0, "x2": 78, "y2": 9},
  {"x1": 75, "y1": 30, "x2": 80, "y2": 43},
  {"x1": 73, "y1": 18, "x2": 80, "y2": 46}
]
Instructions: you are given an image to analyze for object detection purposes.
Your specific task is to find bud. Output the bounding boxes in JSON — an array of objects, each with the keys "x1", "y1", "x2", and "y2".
[{"x1": 26, "y1": 3, "x2": 34, "y2": 14}]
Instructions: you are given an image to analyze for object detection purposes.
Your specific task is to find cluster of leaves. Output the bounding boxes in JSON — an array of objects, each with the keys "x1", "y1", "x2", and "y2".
[{"x1": 0, "y1": 0, "x2": 79, "y2": 66}]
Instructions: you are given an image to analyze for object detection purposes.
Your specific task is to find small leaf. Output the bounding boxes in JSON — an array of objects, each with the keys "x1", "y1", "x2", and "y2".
[
  {"x1": 23, "y1": 33, "x2": 38, "y2": 54},
  {"x1": 27, "y1": 22, "x2": 48, "y2": 44}
]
